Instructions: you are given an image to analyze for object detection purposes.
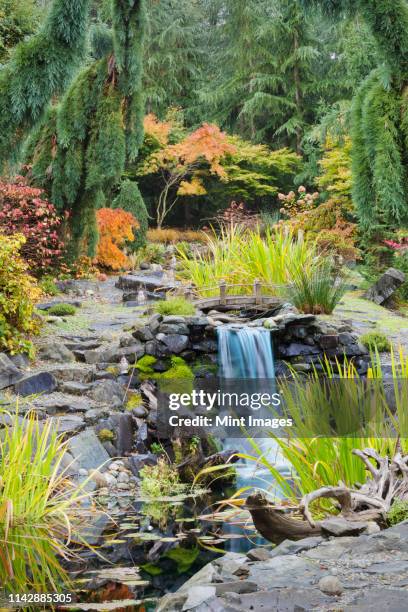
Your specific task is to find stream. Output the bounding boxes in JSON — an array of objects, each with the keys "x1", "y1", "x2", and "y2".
[{"x1": 2, "y1": 279, "x2": 289, "y2": 611}]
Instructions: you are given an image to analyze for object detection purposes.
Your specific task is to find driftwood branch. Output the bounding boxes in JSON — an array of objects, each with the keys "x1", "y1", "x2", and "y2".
[{"x1": 246, "y1": 448, "x2": 408, "y2": 544}]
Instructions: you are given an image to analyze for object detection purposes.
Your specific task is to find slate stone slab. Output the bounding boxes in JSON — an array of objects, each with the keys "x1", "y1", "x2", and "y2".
[
  {"x1": 364, "y1": 267, "x2": 405, "y2": 304},
  {"x1": 14, "y1": 372, "x2": 57, "y2": 396},
  {"x1": 0, "y1": 352, "x2": 23, "y2": 389},
  {"x1": 67, "y1": 428, "x2": 110, "y2": 471}
]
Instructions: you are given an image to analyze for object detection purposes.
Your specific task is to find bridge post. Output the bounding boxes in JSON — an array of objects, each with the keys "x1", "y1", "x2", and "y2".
[
  {"x1": 219, "y1": 279, "x2": 227, "y2": 306},
  {"x1": 254, "y1": 278, "x2": 261, "y2": 305}
]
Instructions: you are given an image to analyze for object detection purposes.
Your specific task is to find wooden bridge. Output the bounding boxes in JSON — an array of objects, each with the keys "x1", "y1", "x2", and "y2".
[{"x1": 182, "y1": 279, "x2": 284, "y2": 311}]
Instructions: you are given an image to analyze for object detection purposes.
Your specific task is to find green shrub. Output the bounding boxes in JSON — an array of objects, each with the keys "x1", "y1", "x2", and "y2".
[
  {"x1": 387, "y1": 499, "x2": 408, "y2": 526},
  {"x1": 140, "y1": 458, "x2": 184, "y2": 498},
  {"x1": 286, "y1": 260, "x2": 347, "y2": 314},
  {"x1": 0, "y1": 234, "x2": 42, "y2": 355},
  {"x1": 47, "y1": 303, "x2": 77, "y2": 316},
  {"x1": 360, "y1": 331, "x2": 391, "y2": 352},
  {"x1": 39, "y1": 276, "x2": 60, "y2": 296},
  {"x1": 154, "y1": 297, "x2": 195, "y2": 316}
]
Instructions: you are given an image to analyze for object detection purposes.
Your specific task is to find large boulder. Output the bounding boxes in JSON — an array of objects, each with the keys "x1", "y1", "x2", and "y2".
[
  {"x1": 364, "y1": 267, "x2": 405, "y2": 305},
  {"x1": 38, "y1": 342, "x2": 75, "y2": 363},
  {"x1": 0, "y1": 353, "x2": 24, "y2": 389},
  {"x1": 67, "y1": 428, "x2": 110, "y2": 471},
  {"x1": 90, "y1": 379, "x2": 125, "y2": 409},
  {"x1": 14, "y1": 372, "x2": 58, "y2": 396}
]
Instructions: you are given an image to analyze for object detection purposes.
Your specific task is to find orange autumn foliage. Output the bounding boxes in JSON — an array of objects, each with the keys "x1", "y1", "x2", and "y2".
[
  {"x1": 143, "y1": 113, "x2": 173, "y2": 146},
  {"x1": 96, "y1": 208, "x2": 138, "y2": 270},
  {"x1": 154, "y1": 123, "x2": 235, "y2": 181}
]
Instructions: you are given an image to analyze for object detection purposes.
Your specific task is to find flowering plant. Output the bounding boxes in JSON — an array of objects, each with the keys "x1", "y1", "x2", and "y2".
[{"x1": 278, "y1": 185, "x2": 319, "y2": 218}]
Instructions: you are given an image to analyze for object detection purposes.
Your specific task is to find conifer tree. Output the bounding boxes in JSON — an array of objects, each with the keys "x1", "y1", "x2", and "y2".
[
  {"x1": 302, "y1": 0, "x2": 408, "y2": 229},
  {"x1": 144, "y1": 0, "x2": 204, "y2": 122},
  {"x1": 199, "y1": 0, "x2": 319, "y2": 150},
  {"x1": 28, "y1": 0, "x2": 148, "y2": 257},
  {"x1": 0, "y1": 0, "x2": 91, "y2": 168}
]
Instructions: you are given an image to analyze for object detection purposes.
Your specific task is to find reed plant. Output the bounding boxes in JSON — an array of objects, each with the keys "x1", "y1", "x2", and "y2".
[
  {"x1": 286, "y1": 259, "x2": 347, "y2": 314},
  {"x1": 238, "y1": 349, "x2": 408, "y2": 505},
  {"x1": 0, "y1": 409, "x2": 91, "y2": 593},
  {"x1": 177, "y1": 226, "x2": 320, "y2": 299}
]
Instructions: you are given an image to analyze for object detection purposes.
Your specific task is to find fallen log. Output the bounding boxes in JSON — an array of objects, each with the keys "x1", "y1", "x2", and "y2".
[
  {"x1": 246, "y1": 447, "x2": 408, "y2": 543},
  {"x1": 246, "y1": 492, "x2": 322, "y2": 544}
]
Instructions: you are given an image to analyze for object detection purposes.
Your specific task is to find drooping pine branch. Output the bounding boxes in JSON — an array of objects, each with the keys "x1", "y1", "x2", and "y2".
[{"x1": 0, "y1": 0, "x2": 91, "y2": 167}]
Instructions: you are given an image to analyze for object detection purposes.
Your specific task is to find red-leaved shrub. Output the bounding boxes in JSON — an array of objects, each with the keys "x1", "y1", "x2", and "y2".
[{"x1": 0, "y1": 177, "x2": 64, "y2": 275}]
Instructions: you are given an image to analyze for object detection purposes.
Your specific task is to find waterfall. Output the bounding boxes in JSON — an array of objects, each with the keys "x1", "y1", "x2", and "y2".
[
  {"x1": 216, "y1": 325, "x2": 283, "y2": 551},
  {"x1": 217, "y1": 326, "x2": 275, "y2": 379}
]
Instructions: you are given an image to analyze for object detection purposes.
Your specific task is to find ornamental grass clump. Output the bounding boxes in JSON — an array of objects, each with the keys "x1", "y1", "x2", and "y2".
[
  {"x1": 285, "y1": 259, "x2": 347, "y2": 314},
  {"x1": 0, "y1": 409, "x2": 91, "y2": 593},
  {"x1": 237, "y1": 349, "x2": 408, "y2": 512},
  {"x1": 177, "y1": 226, "x2": 320, "y2": 299}
]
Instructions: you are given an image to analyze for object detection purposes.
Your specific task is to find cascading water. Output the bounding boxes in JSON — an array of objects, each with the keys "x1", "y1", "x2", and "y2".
[
  {"x1": 217, "y1": 326, "x2": 275, "y2": 379},
  {"x1": 216, "y1": 325, "x2": 289, "y2": 551}
]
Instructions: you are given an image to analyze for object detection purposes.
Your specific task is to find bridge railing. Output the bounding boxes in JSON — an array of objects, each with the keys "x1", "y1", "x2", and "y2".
[{"x1": 178, "y1": 279, "x2": 288, "y2": 307}]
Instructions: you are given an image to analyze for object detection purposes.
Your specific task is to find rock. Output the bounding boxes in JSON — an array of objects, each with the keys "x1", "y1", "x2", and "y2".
[
  {"x1": 364, "y1": 267, "x2": 405, "y2": 304},
  {"x1": 246, "y1": 548, "x2": 270, "y2": 562},
  {"x1": 60, "y1": 381, "x2": 91, "y2": 395},
  {"x1": 320, "y1": 517, "x2": 368, "y2": 537},
  {"x1": 65, "y1": 339, "x2": 102, "y2": 351},
  {"x1": 116, "y1": 413, "x2": 134, "y2": 454},
  {"x1": 67, "y1": 428, "x2": 110, "y2": 471},
  {"x1": 117, "y1": 482, "x2": 130, "y2": 490},
  {"x1": 214, "y1": 581, "x2": 258, "y2": 596},
  {"x1": 191, "y1": 339, "x2": 218, "y2": 353},
  {"x1": 90, "y1": 470, "x2": 108, "y2": 488},
  {"x1": 318, "y1": 575, "x2": 343, "y2": 596},
  {"x1": 318, "y1": 334, "x2": 339, "y2": 349},
  {"x1": 48, "y1": 414, "x2": 85, "y2": 435},
  {"x1": 90, "y1": 380, "x2": 125, "y2": 409},
  {"x1": 38, "y1": 343, "x2": 75, "y2": 363},
  {"x1": 31, "y1": 392, "x2": 92, "y2": 414},
  {"x1": 104, "y1": 472, "x2": 116, "y2": 487},
  {"x1": 132, "y1": 326, "x2": 154, "y2": 342},
  {"x1": 263, "y1": 319, "x2": 278, "y2": 331},
  {"x1": 14, "y1": 372, "x2": 57, "y2": 396},
  {"x1": 0, "y1": 353, "x2": 24, "y2": 389},
  {"x1": 131, "y1": 405, "x2": 147, "y2": 418},
  {"x1": 128, "y1": 453, "x2": 157, "y2": 477},
  {"x1": 158, "y1": 323, "x2": 189, "y2": 335},
  {"x1": 338, "y1": 332, "x2": 355, "y2": 345},
  {"x1": 148, "y1": 313, "x2": 163, "y2": 333},
  {"x1": 117, "y1": 471, "x2": 130, "y2": 483},
  {"x1": 156, "y1": 333, "x2": 189, "y2": 354},
  {"x1": 183, "y1": 586, "x2": 216, "y2": 610},
  {"x1": 269, "y1": 536, "x2": 324, "y2": 558},
  {"x1": 279, "y1": 343, "x2": 320, "y2": 358},
  {"x1": 9, "y1": 353, "x2": 30, "y2": 369},
  {"x1": 49, "y1": 364, "x2": 95, "y2": 383},
  {"x1": 119, "y1": 334, "x2": 136, "y2": 348},
  {"x1": 101, "y1": 343, "x2": 145, "y2": 364}
]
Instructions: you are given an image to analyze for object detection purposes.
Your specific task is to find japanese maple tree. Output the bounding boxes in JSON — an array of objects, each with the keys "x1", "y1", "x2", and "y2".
[{"x1": 141, "y1": 120, "x2": 236, "y2": 228}]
